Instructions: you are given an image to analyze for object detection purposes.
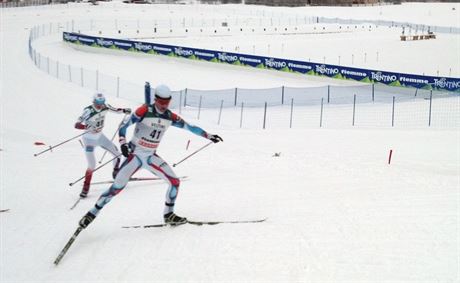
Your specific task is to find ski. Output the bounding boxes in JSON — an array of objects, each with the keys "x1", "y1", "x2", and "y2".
[
  {"x1": 122, "y1": 218, "x2": 267, "y2": 229},
  {"x1": 54, "y1": 226, "x2": 83, "y2": 266},
  {"x1": 188, "y1": 218, "x2": 267, "y2": 226},
  {"x1": 0, "y1": 209, "x2": 10, "y2": 213},
  {"x1": 91, "y1": 176, "x2": 188, "y2": 185}
]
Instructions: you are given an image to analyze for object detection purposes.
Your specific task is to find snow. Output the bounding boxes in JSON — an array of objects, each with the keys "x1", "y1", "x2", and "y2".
[{"x1": 1, "y1": 1, "x2": 459, "y2": 282}]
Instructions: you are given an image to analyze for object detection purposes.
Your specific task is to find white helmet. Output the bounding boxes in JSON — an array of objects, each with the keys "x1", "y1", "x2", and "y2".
[
  {"x1": 154, "y1": 84, "x2": 171, "y2": 100},
  {"x1": 93, "y1": 93, "x2": 106, "y2": 105}
]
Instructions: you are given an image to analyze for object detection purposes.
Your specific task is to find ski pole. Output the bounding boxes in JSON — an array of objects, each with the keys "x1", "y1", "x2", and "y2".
[
  {"x1": 34, "y1": 131, "x2": 89, "y2": 157},
  {"x1": 98, "y1": 114, "x2": 129, "y2": 164},
  {"x1": 69, "y1": 154, "x2": 121, "y2": 187},
  {"x1": 173, "y1": 141, "x2": 213, "y2": 167}
]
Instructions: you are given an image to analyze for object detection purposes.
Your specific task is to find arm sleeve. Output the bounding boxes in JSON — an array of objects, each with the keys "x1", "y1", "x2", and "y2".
[
  {"x1": 107, "y1": 104, "x2": 125, "y2": 113},
  {"x1": 171, "y1": 112, "x2": 209, "y2": 138},
  {"x1": 118, "y1": 104, "x2": 147, "y2": 139},
  {"x1": 77, "y1": 108, "x2": 91, "y2": 124}
]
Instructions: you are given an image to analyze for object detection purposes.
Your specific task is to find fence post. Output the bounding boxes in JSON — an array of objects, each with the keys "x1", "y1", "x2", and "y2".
[
  {"x1": 372, "y1": 83, "x2": 375, "y2": 102},
  {"x1": 320, "y1": 98, "x2": 324, "y2": 127},
  {"x1": 96, "y1": 70, "x2": 99, "y2": 91},
  {"x1": 428, "y1": 90, "x2": 433, "y2": 126},
  {"x1": 116, "y1": 76, "x2": 120, "y2": 98},
  {"x1": 218, "y1": 100, "x2": 223, "y2": 125},
  {"x1": 327, "y1": 85, "x2": 330, "y2": 103},
  {"x1": 80, "y1": 67, "x2": 85, "y2": 87},
  {"x1": 179, "y1": 91, "x2": 182, "y2": 114},
  {"x1": 184, "y1": 88, "x2": 187, "y2": 107},
  {"x1": 197, "y1": 95, "x2": 202, "y2": 119},
  {"x1": 68, "y1": 65, "x2": 72, "y2": 82},
  {"x1": 281, "y1": 86, "x2": 285, "y2": 105},
  {"x1": 263, "y1": 102, "x2": 267, "y2": 129},
  {"x1": 239, "y1": 102, "x2": 244, "y2": 128},
  {"x1": 392, "y1": 96, "x2": 395, "y2": 127},
  {"x1": 234, "y1": 88, "x2": 238, "y2": 106},
  {"x1": 352, "y1": 94, "x2": 356, "y2": 126},
  {"x1": 289, "y1": 98, "x2": 294, "y2": 128}
]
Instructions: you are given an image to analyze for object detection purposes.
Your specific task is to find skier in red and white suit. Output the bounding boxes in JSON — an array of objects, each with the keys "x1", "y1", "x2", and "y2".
[
  {"x1": 75, "y1": 93, "x2": 131, "y2": 198},
  {"x1": 79, "y1": 85, "x2": 223, "y2": 228}
]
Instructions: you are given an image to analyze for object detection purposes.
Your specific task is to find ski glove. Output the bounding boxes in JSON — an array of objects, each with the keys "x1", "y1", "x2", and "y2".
[
  {"x1": 74, "y1": 122, "x2": 86, "y2": 130},
  {"x1": 208, "y1": 134, "x2": 223, "y2": 143},
  {"x1": 120, "y1": 143, "x2": 130, "y2": 157},
  {"x1": 123, "y1": 108, "x2": 132, "y2": 114}
]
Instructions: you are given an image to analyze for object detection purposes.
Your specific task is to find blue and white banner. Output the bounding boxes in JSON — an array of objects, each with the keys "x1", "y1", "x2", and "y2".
[{"x1": 63, "y1": 32, "x2": 460, "y2": 92}]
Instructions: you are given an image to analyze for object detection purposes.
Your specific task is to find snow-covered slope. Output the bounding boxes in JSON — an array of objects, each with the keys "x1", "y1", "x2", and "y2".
[{"x1": 1, "y1": 2, "x2": 459, "y2": 282}]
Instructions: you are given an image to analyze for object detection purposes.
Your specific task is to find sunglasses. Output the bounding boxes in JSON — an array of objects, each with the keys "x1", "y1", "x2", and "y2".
[{"x1": 155, "y1": 98, "x2": 171, "y2": 106}]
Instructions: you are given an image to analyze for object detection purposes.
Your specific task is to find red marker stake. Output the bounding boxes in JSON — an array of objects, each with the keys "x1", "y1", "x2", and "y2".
[{"x1": 388, "y1": 149, "x2": 393, "y2": 165}]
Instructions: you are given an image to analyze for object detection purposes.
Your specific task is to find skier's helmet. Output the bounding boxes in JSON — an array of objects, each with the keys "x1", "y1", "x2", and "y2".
[
  {"x1": 93, "y1": 93, "x2": 106, "y2": 106},
  {"x1": 154, "y1": 84, "x2": 171, "y2": 113},
  {"x1": 154, "y1": 84, "x2": 172, "y2": 100}
]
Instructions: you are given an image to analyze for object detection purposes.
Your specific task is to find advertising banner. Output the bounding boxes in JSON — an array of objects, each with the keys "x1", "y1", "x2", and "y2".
[{"x1": 63, "y1": 32, "x2": 460, "y2": 92}]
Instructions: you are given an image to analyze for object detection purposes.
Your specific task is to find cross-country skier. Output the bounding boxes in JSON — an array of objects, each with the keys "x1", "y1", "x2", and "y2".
[
  {"x1": 75, "y1": 93, "x2": 131, "y2": 198},
  {"x1": 78, "y1": 85, "x2": 223, "y2": 228}
]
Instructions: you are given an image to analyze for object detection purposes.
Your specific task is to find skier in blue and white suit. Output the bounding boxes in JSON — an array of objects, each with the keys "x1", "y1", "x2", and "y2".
[{"x1": 78, "y1": 84, "x2": 223, "y2": 228}]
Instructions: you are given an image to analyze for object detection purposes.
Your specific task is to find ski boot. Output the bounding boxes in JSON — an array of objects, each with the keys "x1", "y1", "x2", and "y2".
[
  {"x1": 80, "y1": 169, "x2": 93, "y2": 198},
  {"x1": 164, "y1": 212, "x2": 187, "y2": 226},
  {"x1": 79, "y1": 211, "x2": 96, "y2": 228}
]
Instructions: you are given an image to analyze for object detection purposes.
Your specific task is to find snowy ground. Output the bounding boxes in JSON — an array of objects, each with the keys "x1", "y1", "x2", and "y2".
[{"x1": 1, "y1": 2, "x2": 459, "y2": 283}]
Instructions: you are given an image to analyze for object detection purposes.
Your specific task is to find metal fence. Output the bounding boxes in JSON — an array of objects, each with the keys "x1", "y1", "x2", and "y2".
[{"x1": 28, "y1": 21, "x2": 459, "y2": 129}]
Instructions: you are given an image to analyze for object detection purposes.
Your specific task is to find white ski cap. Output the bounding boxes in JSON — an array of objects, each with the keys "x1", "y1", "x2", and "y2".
[{"x1": 154, "y1": 84, "x2": 171, "y2": 100}]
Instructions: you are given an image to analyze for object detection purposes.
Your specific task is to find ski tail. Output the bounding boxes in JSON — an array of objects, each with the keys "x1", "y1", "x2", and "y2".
[{"x1": 54, "y1": 226, "x2": 83, "y2": 266}]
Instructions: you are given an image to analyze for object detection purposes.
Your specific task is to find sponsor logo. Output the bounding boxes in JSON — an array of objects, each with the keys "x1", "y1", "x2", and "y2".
[
  {"x1": 265, "y1": 58, "x2": 286, "y2": 68},
  {"x1": 63, "y1": 33, "x2": 78, "y2": 41},
  {"x1": 96, "y1": 38, "x2": 113, "y2": 46},
  {"x1": 341, "y1": 69, "x2": 366, "y2": 77},
  {"x1": 433, "y1": 78, "x2": 460, "y2": 89},
  {"x1": 138, "y1": 139, "x2": 159, "y2": 148},
  {"x1": 288, "y1": 62, "x2": 311, "y2": 70},
  {"x1": 114, "y1": 41, "x2": 132, "y2": 47},
  {"x1": 315, "y1": 65, "x2": 339, "y2": 75},
  {"x1": 371, "y1": 71, "x2": 397, "y2": 83},
  {"x1": 78, "y1": 37, "x2": 94, "y2": 43},
  {"x1": 399, "y1": 76, "x2": 429, "y2": 84},
  {"x1": 194, "y1": 51, "x2": 214, "y2": 58},
  {"x1": 153, "y1": 46, "x2": 172, "y2": 52},
  {"x1": 218, "y1": 52, "x2": 238, "y2": 62},
  {"x1": 239, "y1": 56, "x2": 261, "y2": 64},
  {"x1": 134, "y1": 42, "x2": 152, "y2": 51},
  {"x1": 174, "y1": 47, "x2": 193, "y2": 56}
]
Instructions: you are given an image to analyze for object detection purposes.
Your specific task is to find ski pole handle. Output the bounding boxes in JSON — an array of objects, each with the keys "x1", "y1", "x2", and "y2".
[
  {"x1": 34, "y1": 131, "x2": 89, "y2": 157},
  {"x1": 69, "y1": 154, "x2": 121, "y2": 187},
  {"x1": 173, "y1": 141, "x2": 213, "y2": 167}
]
